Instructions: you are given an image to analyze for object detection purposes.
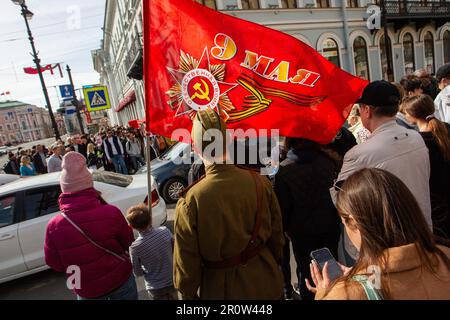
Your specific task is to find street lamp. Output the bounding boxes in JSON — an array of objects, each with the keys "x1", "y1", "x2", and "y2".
[{"x1": 12, "y1": 0, "x2": 61, "y2": 141}]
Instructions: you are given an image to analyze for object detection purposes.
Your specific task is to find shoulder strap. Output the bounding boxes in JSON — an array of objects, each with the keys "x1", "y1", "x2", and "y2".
[
  {"x1": 60, "y1": 212, "x2": 128, "y2": 263},
  {"x1": 352, "y1": 275, "x2": 383, "y2": 300}
]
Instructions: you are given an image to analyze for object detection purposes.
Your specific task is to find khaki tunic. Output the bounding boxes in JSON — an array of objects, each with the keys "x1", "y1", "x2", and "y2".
[{"x1": 174, "y1": 164, "x2": 284, "y2": 300}]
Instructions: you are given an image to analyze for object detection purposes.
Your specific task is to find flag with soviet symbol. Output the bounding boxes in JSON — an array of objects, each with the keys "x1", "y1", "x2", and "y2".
[{"x1": 143, "y1": 0, "x2": 368, "y2": 144}]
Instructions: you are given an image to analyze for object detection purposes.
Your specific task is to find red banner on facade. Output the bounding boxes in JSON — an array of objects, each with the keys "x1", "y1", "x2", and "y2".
[{"x1": 143, "y1": 0, "x2": 368, "y2": 144}]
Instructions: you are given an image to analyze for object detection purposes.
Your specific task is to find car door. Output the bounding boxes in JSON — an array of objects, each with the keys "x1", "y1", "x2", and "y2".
[
  {"x1": 0, "y1": 193, "x2": 27, "y2": 281},
  {"x1": 17, "y1": 185, "x2": 62, "y2": 270}
]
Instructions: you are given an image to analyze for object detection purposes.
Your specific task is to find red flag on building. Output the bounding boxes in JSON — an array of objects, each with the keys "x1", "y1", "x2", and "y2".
[{"x1": 143, "y1": 0, "x2": 368, "y2": 144}]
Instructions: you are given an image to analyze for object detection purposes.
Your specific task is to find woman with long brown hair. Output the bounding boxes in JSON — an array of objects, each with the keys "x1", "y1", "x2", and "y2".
[
  {"x1": 306, "y1": 168, "x2": 450, "y2": 299},
  {"x1": 403, "y1": 94, "x2": 450, "y2": 238}
]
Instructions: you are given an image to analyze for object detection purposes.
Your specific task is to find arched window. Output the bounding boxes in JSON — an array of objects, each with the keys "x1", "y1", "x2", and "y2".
[
  {"x1": 444, "y1": 30, "x2": 450, "y2": 64},
  {"x1": 403, "y1": 32, "x2": 415, "y2": 75},
  {"x1": 322, "y1": 38, "x2": 340, "y2": 67},
  {"x1": 353, "y1": 36, "x2": 370, "y2": 80},
  {"x1": 195, "y1": 0, "x2": 217, "y2": 9},
  {"x1": 380, "y1": 34, "x2": 394, "y2": 82},
  {"x1": 424, "y1": 31, "x2": 435, "y2": 74},
  {"x1": 241, "y1": 0, "x2": 260, "y2": 9}
]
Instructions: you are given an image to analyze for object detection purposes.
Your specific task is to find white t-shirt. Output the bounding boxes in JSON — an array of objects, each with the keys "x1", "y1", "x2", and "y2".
[{"x1": 434, "y1": 85, "x2": 450, "y2": 124}]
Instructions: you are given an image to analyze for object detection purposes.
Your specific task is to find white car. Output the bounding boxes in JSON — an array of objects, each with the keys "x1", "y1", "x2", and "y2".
[
  {"x1": 0, "y1": 174, "x2": 20, "y2": 186},
  {"x1": 0, "y1": 171, "x2": 166, "y2": 284}
]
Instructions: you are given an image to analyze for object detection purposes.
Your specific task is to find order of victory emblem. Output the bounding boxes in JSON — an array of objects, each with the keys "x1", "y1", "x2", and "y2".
[{"x1": 166, "y1": 48, "x2": 237, "y2": 121}]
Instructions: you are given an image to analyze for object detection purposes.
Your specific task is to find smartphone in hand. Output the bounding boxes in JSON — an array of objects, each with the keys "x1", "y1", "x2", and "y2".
[{"x1": 310, "y1": 248, "x2": 343, "y2": 281}]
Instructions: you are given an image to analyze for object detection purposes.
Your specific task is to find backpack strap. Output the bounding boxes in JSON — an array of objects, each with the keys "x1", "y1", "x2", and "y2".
[
  {"x1": 352, "y1": 275, "x2": 383, "y2": 300},
  {"x1": 203, "y1": 171, "x2": 263, "y2": 269}
]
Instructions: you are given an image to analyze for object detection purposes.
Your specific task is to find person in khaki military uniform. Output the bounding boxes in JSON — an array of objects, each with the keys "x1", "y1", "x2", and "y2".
[{"x1": 173, "y1": 108, "x2": 284, "y2": 300}]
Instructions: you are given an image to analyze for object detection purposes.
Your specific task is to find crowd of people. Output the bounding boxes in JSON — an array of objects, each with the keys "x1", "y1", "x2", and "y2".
[
  {"x1": 2, "y1": 126, "x2": 175, "y2": 177},
  {"x1": 39, "y1": 63, "x2": 450, "y2": 300}
]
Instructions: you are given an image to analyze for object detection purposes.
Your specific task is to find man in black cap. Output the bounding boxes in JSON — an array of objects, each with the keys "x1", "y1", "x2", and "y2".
[
  {"x1": 331, "y1": 80, "x2": 432, "y2": 265},
  {"x1": 434, "y1": 63, "x2": 450, "y2": 124}
]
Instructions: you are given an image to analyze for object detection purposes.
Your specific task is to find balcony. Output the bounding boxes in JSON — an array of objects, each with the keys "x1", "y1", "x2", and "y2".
[
  {"x1": 384, "y1": 1, "x2": 450, "y2": 30},
  {"x1": 124, "y1": 35, "x2": 143, "y2": 80}
]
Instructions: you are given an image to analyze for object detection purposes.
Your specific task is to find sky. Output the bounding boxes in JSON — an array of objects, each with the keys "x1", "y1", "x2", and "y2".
[{"x1": 0, "y1": 0, "x2": 106, "y2": 109}]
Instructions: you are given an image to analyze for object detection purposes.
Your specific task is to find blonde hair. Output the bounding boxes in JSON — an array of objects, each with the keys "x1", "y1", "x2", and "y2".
[
  {"x1": 87, "y1": 143, "x2": 95, "y2": 154},
  {"x1": 21, "y1": 156, "x2": 31, "y2": 166}
]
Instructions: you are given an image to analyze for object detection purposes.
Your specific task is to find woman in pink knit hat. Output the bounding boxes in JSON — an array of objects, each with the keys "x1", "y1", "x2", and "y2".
[{"x1": 44, "y1": 152, "x2": 137, "y2": 300}]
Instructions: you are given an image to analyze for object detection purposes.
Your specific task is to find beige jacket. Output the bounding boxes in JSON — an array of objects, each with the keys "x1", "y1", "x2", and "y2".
[{"x1": 316, "y1": 244, "x2": 450, "y2": 300}]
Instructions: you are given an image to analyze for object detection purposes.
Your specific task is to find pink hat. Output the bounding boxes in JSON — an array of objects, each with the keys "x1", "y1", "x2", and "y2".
[{"x1": 60, "y1": 152, "x2": 93, "y2": 193}]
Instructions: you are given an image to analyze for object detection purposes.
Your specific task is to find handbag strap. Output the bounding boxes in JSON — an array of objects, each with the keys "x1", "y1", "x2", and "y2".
[
  {"x1": 352, "y1": 275, "x2": 383, "y2": 300},
  {"x1": 60, "y1": 212, "x2": 127, "y2": 263}
]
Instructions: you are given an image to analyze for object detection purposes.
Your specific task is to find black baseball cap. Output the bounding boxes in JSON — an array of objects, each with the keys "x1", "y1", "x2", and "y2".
[
  {"x1": 356, "y1": 80, "x2": 400, "y2": 107},
  {"x1": 436, "y1": 63, "x2": 450, "y2": 82}
]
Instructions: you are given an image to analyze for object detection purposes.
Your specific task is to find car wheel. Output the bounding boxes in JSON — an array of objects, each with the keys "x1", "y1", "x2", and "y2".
[{"x1": 162, "y1": 178, "x2": 187, "y2": 203}]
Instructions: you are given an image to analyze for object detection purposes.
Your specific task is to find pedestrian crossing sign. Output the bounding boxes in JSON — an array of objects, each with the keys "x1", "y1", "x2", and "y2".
[{"x1": 83, "y1": 86, "x2": 111, "y2": 112}]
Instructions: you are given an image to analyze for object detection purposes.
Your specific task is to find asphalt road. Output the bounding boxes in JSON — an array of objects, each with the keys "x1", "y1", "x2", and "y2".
[{"x1": 0, "y1": 201, "x2": 299, "y2": 300}]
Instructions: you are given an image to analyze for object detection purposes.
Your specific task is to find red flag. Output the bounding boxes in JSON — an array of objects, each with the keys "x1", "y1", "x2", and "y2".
[
  {"x1": 23, "y1": 64, "x2": 61, "y2": 76},
  {"x1": 144, "y1": 0, "x2": 368, "y2": 144}
]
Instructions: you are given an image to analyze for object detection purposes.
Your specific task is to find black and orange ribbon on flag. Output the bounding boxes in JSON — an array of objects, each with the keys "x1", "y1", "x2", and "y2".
[{"x1": 144, "y1": 0, "x2": 368, "y2": 144}]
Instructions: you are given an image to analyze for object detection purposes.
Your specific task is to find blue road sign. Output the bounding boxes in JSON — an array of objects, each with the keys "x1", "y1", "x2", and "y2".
[{"x1": 59, "y1": 85, "x2": 74, "y2": 101}]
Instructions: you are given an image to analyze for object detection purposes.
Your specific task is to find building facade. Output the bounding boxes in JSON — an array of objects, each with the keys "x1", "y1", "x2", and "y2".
[
  {"x1": 93, "y1": 0, "x2": 450, "y2": 126},
  {"x1": 0, "y1": 101, "x2": 62, "y2": 146},
  {"x1": 92, "y1": 0, "x2": 145, "y2": 127}
]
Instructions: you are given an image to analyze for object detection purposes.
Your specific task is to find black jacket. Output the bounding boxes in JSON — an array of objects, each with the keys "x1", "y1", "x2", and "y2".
[
  {"x1": 3, "y1": 159, "x2": 20, "y2": 175},
  {"x1": 420, "y1": 123, "x2": 450, "y2": 238},
  {"x1": 274, "y1": 148, "x2": 341, "y2": 238},
  {"x1": 32, "y1": 152, "x2": 47, "y2": 174}
]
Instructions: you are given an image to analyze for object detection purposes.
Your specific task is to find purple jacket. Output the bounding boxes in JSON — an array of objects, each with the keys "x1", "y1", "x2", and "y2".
[{"x1": 44, "y1": 188, "x2": 134, "y2": 298}]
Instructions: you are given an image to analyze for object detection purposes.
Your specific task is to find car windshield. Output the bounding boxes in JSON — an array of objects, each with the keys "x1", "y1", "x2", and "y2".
[
  {"x1": 92, "y1": 171, "x2": 133, "y2": 187},
  {"x1": 160, "y1": 142, "x2": 190, "y2": 161}
]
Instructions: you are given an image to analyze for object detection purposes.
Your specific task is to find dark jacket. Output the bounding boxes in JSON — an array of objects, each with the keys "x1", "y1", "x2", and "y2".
[
  {"x1": 420, "y1": 123, "x2": 450, "y2": 238},
  {"x1": 78, "y1": 143, "x2": 88, "y2": 158},
  {"x1": 327, "y1": 127, "x2": 357, "y2": 159},
  {"x1": 3, "y1": 158, "x2": 20, "y2": 175},
  {"x1": 274, "y1": 148, "x2": 341, "y2": 238},
  {"x1": 32, "y1": 152, "x2": 47, "y2": 174}
]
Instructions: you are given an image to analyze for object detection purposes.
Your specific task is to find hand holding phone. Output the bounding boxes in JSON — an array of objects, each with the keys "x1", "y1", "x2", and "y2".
[{"x1": 310, "y1": 248, "x2": 343, "y2": 281}]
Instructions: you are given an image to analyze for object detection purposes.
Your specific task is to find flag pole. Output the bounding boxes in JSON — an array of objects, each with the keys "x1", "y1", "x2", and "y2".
[{"x1": 143, "y1": 0, "x2": 152, "y2": 218}]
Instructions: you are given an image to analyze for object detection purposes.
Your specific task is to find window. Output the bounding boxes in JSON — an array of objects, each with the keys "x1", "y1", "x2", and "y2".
[
  {"x1": 93, "y1": 171, "x2": 133, "y2": 187},
  {"x1": 21, "y1": 121, "x2": 27, "y2": 130},
  {"x1": 221, "y1": 0, "x2": 239, "y2": 9},
  {"x1": 241, "y1": 0, "x2": 260, "y2": 9},
  {"x1": 7, "y1": 124, "x2": 11, "y2": 131},
  {"x1": 353, "y1": 36, "x2": 370, "y2": 80},
  {"x1": 317, "y1": 0, "x2": 330, "y2": 8},
  {"x1": 264, "y1": 0, "x2": 281, "y2": 8},
  {"x1": 443, "y1": 30, "x2": 450, "y2": 64},
  {"x1": 424, "y1": 31, "x2": 435, "y2": 74},
  {"x1": 23, "y1": 187, "x2": 62, "y2": 221},
  {"x1": 347, "y1": 0, "x2": 358, "y2": 7},
  {"x1": 403, "y1": 33, "x2": 415, "y2": 75},
  {"x1": 0, "y1": 125, "x2": 3, "y2": 131},
  {"x1": 322, "y1": 38, "x2": 340, "y2": 67},
  {"x1": 281, "y1": 0, "x2": 297, "y2": 7},
  {"x1": 196, "y1": 0, "x2": 217, "y2": 9},
  {"x1": 0, "y1": 195, "x2": 16, "y2": 228},
  {"x1": 380, "y1": 34, "x2": 394, "y2": 82}
]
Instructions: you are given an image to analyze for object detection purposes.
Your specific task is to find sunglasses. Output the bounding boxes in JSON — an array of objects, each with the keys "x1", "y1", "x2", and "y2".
[{"x1": 333, "y1": 179, "x2": 345, "y2": 192}]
